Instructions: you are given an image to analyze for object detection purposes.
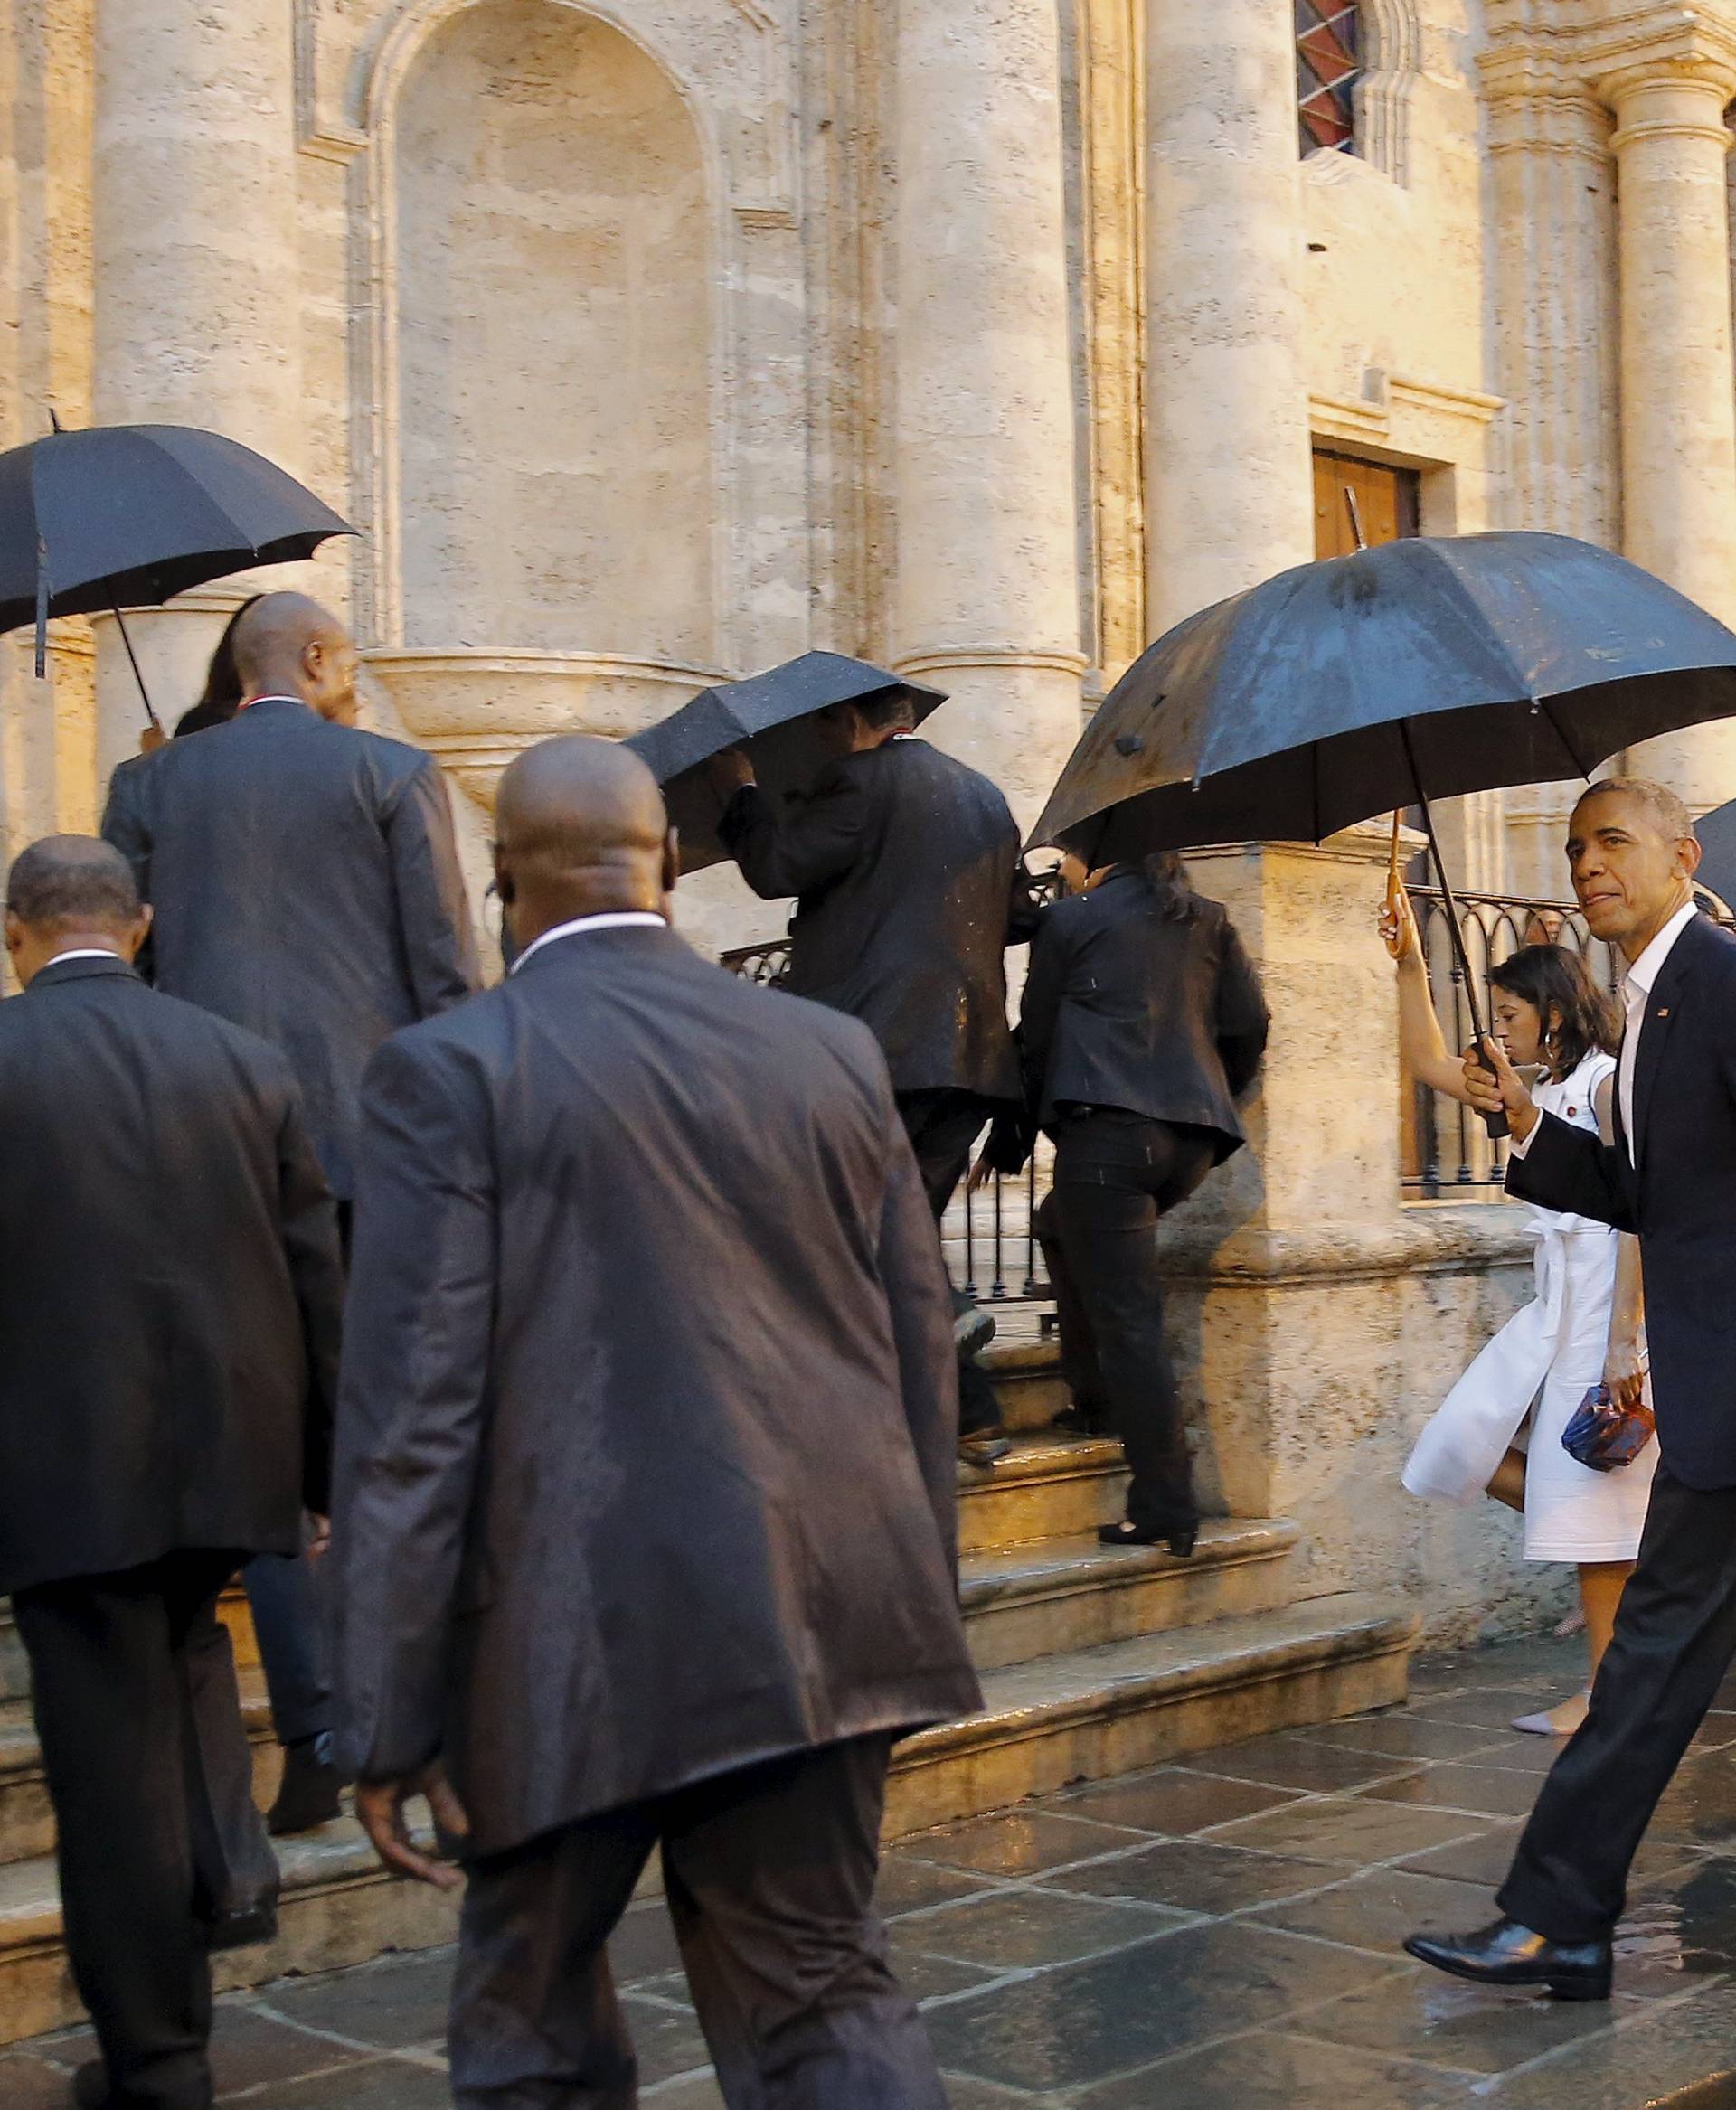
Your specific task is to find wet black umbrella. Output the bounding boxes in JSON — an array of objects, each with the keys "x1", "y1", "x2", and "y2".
[
  {"x1": 1030, "y1": 531, "x2": 1736, "y2": 1135},
  {"x1": 1686, "y1": 799, "x2": 1736, "y2": 918},
  {"x1": 0, "y1": 416, "x2": 354, "y2": 724},
  {"x1": 627, "y1": 650, "x2": 947, "y2": 873}
]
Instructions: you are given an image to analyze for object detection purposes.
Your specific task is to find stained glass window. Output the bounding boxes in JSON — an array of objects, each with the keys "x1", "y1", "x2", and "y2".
[{"x1": 1297, "y1": 0, "x2": 1361, "y2": 154}]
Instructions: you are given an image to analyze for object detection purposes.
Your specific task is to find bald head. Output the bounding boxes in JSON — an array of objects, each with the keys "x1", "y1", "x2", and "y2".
[
  {"x1": 5, "y1": 834, "x2": 151, "y2": 986},
  {"x1": 231, "y1": 593, "x2": 359, "y2": 722},
  {"x1": 495, "y1": 736, "x2": 675, "y2": 947}
]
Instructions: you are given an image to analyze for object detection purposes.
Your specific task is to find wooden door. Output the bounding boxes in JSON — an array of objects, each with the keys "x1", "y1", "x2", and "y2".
[{"x1": 1313, "y1": 447, "x2": 1420, "y2": 558}]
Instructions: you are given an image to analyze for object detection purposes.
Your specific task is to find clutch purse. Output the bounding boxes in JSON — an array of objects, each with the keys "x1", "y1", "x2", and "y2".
[{"x1": 1561, "y1": 1383, "x2": 1656, "y2": 1473}]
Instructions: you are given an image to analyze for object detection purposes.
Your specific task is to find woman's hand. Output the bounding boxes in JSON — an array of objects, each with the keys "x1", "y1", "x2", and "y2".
[
  {"x1": 1603, "y1": 1334, "x2": 1647, "y2": 1415},
  {"x1": 1379, "y1": 883, "x2": 1420, "y2": 965}
]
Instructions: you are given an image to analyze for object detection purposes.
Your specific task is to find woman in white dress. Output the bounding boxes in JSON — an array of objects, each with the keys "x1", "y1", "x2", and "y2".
[{"x1": 1382, "y1": 891, "x2": 1653, "y2": 1736}]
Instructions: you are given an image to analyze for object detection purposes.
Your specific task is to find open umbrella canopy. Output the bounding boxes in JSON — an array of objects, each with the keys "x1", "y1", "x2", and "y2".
[
  {"x1": 627, "y1": 650, "x2": 947, "y2": 873},
  {"x1": 0, "y1": 420, "x2": 354, "y2": 678},
  {"x1": 1030, "y1": 532, "x2": 1736, "y2": 863}
]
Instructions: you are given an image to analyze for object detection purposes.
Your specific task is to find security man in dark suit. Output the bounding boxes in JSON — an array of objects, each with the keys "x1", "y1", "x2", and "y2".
[
  {"x1": 334, "y1": 737, "x2": 978, "y2": 2110},
  {"x1": 708, "y1": 692, "x2": 1031, "y2": 1465},
  {"x1": 0, "y1": 836, "x2": 344, "y2": 2110},
  {"x1": 1021, "y1": 844, "x2": 1269, "y2": 1555},
  {"x1": 101, "y1": 591, "x2": 480, "y2": 1833},
  {"x1": 1413, "y1": 778, "x2": 1736, "y2": 2000}
]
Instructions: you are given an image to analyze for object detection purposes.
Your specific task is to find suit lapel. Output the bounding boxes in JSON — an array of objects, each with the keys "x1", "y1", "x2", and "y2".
[{"x1": 1630, "y1": 931, "x2": 1697, "y2": 1176}]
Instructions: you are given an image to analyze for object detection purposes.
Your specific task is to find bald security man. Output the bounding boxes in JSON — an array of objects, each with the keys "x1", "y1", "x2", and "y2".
[
  {"x1": 333, "y1": 737, "x2": 979, "y2": 2109},
  {"x1": 101, "y1": 591, "x2": 481, "y2": 1834},
  {"x1": 0, "y1": 838, "x2": 344, "y2": 2110}
]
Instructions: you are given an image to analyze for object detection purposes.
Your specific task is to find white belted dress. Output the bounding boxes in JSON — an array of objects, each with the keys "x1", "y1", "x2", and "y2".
[{"x1": 1401, "y1": 1050, "x2": 1655, "y2": 1562}]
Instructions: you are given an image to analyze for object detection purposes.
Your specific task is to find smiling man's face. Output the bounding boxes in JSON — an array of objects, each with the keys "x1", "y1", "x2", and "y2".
[{"x1": 1565, "y1": 787, "x2": 1698, "y2": 956}]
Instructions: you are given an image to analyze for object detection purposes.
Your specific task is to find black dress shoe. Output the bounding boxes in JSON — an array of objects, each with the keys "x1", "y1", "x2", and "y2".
[
  {"x1": 203, "y1": 1899, "x2": 279, "y2": 1952},
  {"x1": 951, "y1": 1292, "x2": 995, "y2": 1357},
  {"x1": 72, "y1": 2062, "x2": 210, "y2": 2110},
  {"x1": 267, "y1": 1738, "x2": 343, "y2": 1836},
  {"x1": 958, "y1": 1427, "x2": 1013, "y2": 1468},
  {"x1": 1098, "y1": 1520, "x2": 1198, "y2": 1558},
  {"x1": 1403, "y1": 1916, "x2": 1612, "y2": 2001}
]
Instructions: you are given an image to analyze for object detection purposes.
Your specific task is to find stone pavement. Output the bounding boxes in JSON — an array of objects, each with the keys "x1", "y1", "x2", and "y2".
[{"x1": 9, "y1": 1630, "x2": 1736, "y2": 2109}]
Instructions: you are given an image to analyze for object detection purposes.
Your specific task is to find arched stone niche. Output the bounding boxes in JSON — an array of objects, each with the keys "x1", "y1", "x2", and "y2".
[
  {"x1": 392, "y1": 0, "x2": 714, "y2": 664},
  {"x1": 339, "y1": 0, "x2": 808, "y2": 809}
]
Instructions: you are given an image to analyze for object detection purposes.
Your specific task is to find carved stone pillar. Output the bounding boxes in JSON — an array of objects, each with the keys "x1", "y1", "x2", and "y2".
[
  {"x1": 1144, "y1": 0, "x2": 1315, "y2": 631},
  {"x1": 1481, "y1": 64, "x2": 1619, "y2": 894},
  {"x1": 1606, "y1": 54, "x2": 1736, "y2": 811},
  {"x1": 90, "y1": 1, "x2": 304, "y2": 776},
  {"x1": 892, "y1": 0, "x2": 1087, "y2": 827}
]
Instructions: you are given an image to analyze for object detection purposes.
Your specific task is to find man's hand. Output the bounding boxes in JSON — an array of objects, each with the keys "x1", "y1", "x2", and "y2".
[
  {"x1": 305, "y1": 1512, "x2": 332, "y2": 1565},
  {"x1": 1462, "y1": 1035, "x2": 1539, "y2": 1144},
  {"x1": 1603, "y1": 1335, "x2": 1647, "y2": 1415},
  {"x1": 704, "y1": 747, "x2": 755, "y2": 798},
  {"x1": 354, "y1": 1762, "x2": 470, "y2": 1890}
]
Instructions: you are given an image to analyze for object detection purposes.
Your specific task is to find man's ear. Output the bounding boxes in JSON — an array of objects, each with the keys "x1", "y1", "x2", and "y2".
[
  {"x1": 662, "y1": 828, "x2": 680, "y2": 899},
  {"x1": 122, "y1": 904, "x2": 154, "y2": 964},
  {"x1": 1680, "y1": 834, "x2": 1704, "y2": 881},
  {"x1": 2, "y1": 909, "x2": 21, "y2": 960}
]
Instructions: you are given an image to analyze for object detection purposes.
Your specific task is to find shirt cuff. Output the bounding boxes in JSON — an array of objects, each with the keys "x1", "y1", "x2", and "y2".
[{"x1": 1507, "y1": 1111, "x2": 1540, "y2": 1158}]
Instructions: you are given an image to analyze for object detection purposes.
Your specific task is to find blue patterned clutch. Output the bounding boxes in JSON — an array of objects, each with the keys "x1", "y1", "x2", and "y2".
[{"x1": 1561, "y1": 1384, "x2": 1656, "y2": 1473}]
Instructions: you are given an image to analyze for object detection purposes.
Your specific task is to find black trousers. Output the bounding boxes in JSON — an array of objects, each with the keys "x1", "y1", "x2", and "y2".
[
  {"x1": 14, "y1": 1550, "x2": 250, "y2": 2110},
  {"x1": 241, "y1": 1541, "x2": 330, "y2": 1749},
  {"x1": 1035, "y1": 1111, "x2": 1215, "y2": 1537},
  {"x1": 1500, "y1": 1467, "x2": 1736, "y2": 1942},
  {"x1": 450, "y1": 1735, "x2": 946, "y2": 2110},
  {"x1": 183, "y1": 1599, "x2": 279, "y2": 1922},
  {"x1": 895, "y1": 1087, "x2": 1002, "y2": 1436}
]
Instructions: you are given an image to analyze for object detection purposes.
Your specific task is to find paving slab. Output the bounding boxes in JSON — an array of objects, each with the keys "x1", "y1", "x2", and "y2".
[{"x1": 11, "y1": 1627, "x2": 1736, "y2": 2106}]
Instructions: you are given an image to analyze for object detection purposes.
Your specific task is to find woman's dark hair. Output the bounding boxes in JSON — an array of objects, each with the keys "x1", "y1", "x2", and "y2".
[
  {"x1": 173, "y1": 594, "x2": 264, "y2": 739},
  {"x1": 1488, "y1": 943, "x2": 1620, "y2": 1079},
  {"x1": 1139, "y1": 849, "x2": 1200, "y2": 923}
]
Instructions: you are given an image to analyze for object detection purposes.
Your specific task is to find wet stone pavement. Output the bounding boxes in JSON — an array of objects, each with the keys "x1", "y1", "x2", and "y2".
[{"x1": 10, "y1": 1633, "x2": 1736, "y2": 2107}]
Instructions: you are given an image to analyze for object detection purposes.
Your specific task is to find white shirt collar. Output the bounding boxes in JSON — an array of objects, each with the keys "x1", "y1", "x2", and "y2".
[
  {"x1": 510, "y1": 912, "x2": 665, "y2": 975},
  {"x1": 239, "y1": 694, "x2": 303, "y2": 711},
  {"x1": 1623, "y1": 899, "x2": 1700, "y2": 1004},
  {"x1": 45, "y1": 947, "x2": 126, "y2": 967}
]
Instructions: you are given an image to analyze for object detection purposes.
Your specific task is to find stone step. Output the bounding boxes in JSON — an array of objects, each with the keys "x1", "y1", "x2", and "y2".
[
  {"x1": 956, "y1": 1431, "x2": 1127, "y2": 1555},
  {"x1": 0, "y1": 1589, "x2": 1416, "y2": 2048},
  {"x1": 982, "y1": 1340, "x2": 1069, "y2": 1433},
  {"x1": 958, "y1": 1517, "x2": 1298, "y2": 1672},
  {"x1": 886, "y1": 1590, "x2": 1420, "y2": 1837}
]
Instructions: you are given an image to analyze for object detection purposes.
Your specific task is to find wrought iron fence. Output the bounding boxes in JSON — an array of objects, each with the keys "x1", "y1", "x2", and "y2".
[
  {"x1": 1404, "y1": 882, "x2": 1731, "y2": 1197},
  {"x1": 720, "y1": 867, "x2": 1063, "y2": 1307}
]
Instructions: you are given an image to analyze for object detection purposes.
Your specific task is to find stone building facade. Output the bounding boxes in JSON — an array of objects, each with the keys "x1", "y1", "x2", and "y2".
[{"x1": 1, "y1": 0, "x2": 1731, "y2": 1638}]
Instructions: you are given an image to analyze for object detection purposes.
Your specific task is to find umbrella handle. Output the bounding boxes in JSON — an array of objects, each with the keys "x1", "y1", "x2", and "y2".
[{"x1": 1399, "y1": 724, "x2": 1509, "y2": 1144}]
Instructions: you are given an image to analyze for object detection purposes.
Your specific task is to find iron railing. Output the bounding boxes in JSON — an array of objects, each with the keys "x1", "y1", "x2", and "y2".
[
  {"x1": 1404, "y1": 882, "x2": 1731, "y2": 1197},
  {"x1": 721, "y1": 869, "x2": 1062, "y2": 1307}
]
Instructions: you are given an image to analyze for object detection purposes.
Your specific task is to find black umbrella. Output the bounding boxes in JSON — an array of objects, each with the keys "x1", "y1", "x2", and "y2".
[
  {"x1": 1685, "y1": 799, "x2": 1736, "y2": 918},
  {"x1": 0, "y1": 416, "x2": 354, "y2": 724},
  {"x1": 627, "y1": 650, "x2": 948, "y2": 873},
  {"x1": 1030, "y1": 531, "x2": 1736, "y2": 1135}
]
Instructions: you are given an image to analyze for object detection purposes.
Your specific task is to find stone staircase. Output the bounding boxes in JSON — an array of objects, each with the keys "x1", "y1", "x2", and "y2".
[{"x1": 0, "y1": 1342, "x2": 1418, "y2": 2046}]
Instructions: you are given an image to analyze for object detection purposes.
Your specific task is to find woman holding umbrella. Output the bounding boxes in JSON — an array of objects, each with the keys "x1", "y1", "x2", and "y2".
[{"x1": 1383, "y1": 890, "x2": 1651, "y2": 1735}]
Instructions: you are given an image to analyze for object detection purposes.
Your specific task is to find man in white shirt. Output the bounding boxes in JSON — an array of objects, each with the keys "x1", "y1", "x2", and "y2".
[{"x1": 1407, "y1": 777, "x2": 1736, "y2": 2000}]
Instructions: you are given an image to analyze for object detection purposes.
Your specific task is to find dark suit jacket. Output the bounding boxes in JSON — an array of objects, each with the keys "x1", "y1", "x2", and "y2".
[
  {"x1": 332, "y1": 923, "x2": 981, "y2": 1852},
  {"x1": 102, "y1": 698, "x2": 480, "y2": 1198},
  {"x1": 1020, "y1": 870, "x2": 1269, "y2": 1161},
  {"x1": 1507, "y1": 910, "x2": 1736, "y2": 1490},
  {"x1": 0, "y1": 956, "x2": 345, "y2": 1597},
  {"x1": 719, "y1": 738, "x2": 1027, "y2": 1102}
]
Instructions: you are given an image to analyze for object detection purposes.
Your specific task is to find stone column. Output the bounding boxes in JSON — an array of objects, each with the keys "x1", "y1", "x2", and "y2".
[
  {"x1": 1144, "y1": 0, "x2": 1315, "y2": 631},
  {"x1": 1481, "y1": 64, "x2": 1619, "y2": 895},
  {"x1": 90, "y1": 0, "x2": 305, "y2": 777},
  {"x1": 1605, "y1": 54, "x2": 1736, "y2": 812},
  {"x1": 892, "y1": 0, "x2": 1087, "y2": 829}
]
